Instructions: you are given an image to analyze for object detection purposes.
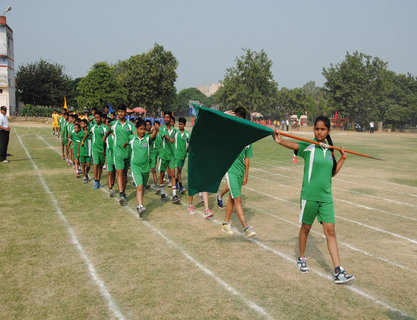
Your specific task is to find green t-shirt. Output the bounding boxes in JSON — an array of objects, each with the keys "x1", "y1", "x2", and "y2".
[
  {"x1": 128, "y1": 134, "x2": 151, "y2": 173},
  {"x1": 69, "y1": 131, "x2": 82, "y2": 153},
  {"x1": 77, "y1": 130, "x2": 89, "y2": 157},
  {"x1": 110, "y1": 120, "x2": 136, "y2": 159},
  {"x1": 90, "y1": 123, "x2": 107, "y2": 153},
  {"x1": 159, "y1": 125, "x2": 176, "y2": 160},
  {"x1": 106, "y1": 134, "x2": 114, "y2": 157},
  {"x1": 297, "y1": 140, "x2": 333, "y2": 202},
  {"x1": 67, "y1": 123, "x2": 74, "y2": 139},
  {"x1": 174, "y1": 130, "x2": 190, "y2": 160},
  {"x1": 60, "y1": 118, "x2": 68, "y2": 135},
  {"x1": 228, "y1": 144, "x2": 253, "y2": 176}
]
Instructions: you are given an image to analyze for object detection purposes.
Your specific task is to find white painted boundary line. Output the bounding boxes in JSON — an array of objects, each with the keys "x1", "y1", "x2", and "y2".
[
  {"x1": 243, "y1": 184, "x2": 417, "y2": 245},
  {"x1": 16, "y1": 130, "x2": 125, "y2": 320},
  {"x1": 185, "y1": 205, "x2": 411, "y2": 319},
  {"x1": 38, "y1": 132, "x2": 274, "y2": 319}
]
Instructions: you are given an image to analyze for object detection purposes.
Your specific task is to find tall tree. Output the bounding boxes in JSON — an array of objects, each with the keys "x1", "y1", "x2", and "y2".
[
  {"x1": 322, "y1": 51, "x2": 390, "y2": 125},
  {"x1": 172, "y1": 87, "x2": 214, "y2": 112},
  {"x1": 217, "y1": 49, "x2": 278, "y2": 115},
  {"x1": 76, "y1": 62, "x2": 127, "y2": 110},
  {"x1": 121, "y1": 44, "x2": 178, "y2": 113},
  {"x1": 16, "y1": 59, "x2": 72, "y2": 106}
]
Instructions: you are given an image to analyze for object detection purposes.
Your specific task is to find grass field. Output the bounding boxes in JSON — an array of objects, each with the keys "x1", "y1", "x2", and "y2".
[{"x1": 1, "y1": 122, "x2": 416, "y2": 319}]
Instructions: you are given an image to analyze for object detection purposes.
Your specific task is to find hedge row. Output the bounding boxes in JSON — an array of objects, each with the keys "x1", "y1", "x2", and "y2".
[{"x1": 19, "y1": 105, "x2": 54, "y2": 117}]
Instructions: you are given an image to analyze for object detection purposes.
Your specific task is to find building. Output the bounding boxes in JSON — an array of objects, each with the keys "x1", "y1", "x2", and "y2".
[
  {"x1": 0, "y1": 16, "x2": 15, "y2": 116},
  {"x1": 196, "y1": 83, "x2": 221, "y2": 97}
]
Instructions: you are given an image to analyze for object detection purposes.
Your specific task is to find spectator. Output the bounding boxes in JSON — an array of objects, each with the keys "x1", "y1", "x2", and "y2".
[{"x1": 0, "y1": 106, "x2": 10, "y2": 163}]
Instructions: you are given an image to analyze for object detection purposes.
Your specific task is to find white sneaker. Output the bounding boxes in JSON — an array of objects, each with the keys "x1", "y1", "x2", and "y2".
[{"x1": 221, "y1": 222, "x2": 233, "y2": 234}]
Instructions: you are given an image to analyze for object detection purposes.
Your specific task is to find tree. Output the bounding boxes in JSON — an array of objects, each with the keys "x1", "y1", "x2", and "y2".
[
  {"x1": 384, "y1": 104, "x2": 409, "y2": 130},
  {"x1": 172, "y1": 87, "x2": 214, "y2": 112},
  {"x1": 76, "y1": 62, "x2": 127, "y2": 110},
  {"x1": 322, "y1": 51, "x2": 390, "y2": 126},
  {"x1": 121, "y1": 44, "x2": 178, "y2": 113},
  {"x1": 273, "y1": 87, "x2": 313, "y2": 120},
  {"x1": 217, "y1": 49, "x2": 278, "y2": 115},
  {"x1": 301, "y1": 81, "x2": 330, "y2": 120},
  {"x1": 16, "y1": 59, "x2": 72, "y2": 106}
]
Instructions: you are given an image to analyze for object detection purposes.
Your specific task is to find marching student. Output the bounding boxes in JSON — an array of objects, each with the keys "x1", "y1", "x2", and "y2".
[
  {"x1": 66, "y1": 114, "x2": 76, "y2": 167},
  {"x1": 187, "y1": 192, "x2": 214, "y2": 218},
  {"x1": 174, "y1": 117, "x2": 190, "y2": 194},
  {"x1": 52, "y1": 110, "x2": 60, "y2": 136},
  {"x1": 274, "y1": 115, "x2": 355, "y2": 284},
  {"x1": 220, "y1": 107, "x2": 256, "y2": 238},
  {"x1": 78, "y1": 119, "x2": 91, "y2": 183},
  {"x1": 104, "y1": 105, "x2": 136, "y2": 205},
  {"x1": 123, "y1": 118, "x2": 159, "y2": 218},
  {"x1": 158, "y1": 111, "x2": 180, "y2": 204},
  {"x1": 104, "y1": 117, "x2": 116, "y2": 197},
  {"x1": 59, "y1": 112, "x2": 69, "y2": 160},
  {"x1": 68, "y1": 123, "x2": 82, "y2": 177},
  {"x1": 87, "y1": 111, "x2": 107, "y2": 189},
  {"x1": 150, "y1": 120, "x2": 162, "y2": 193}
]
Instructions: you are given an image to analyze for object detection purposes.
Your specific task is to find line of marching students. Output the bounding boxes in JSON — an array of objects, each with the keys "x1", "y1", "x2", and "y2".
[{"x1": 55, "y1": 105, "x2": 355, "y2": 284}]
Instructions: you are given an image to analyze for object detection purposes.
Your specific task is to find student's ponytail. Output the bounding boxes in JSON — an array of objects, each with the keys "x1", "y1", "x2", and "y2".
[{"x1": 326, "y1": 134, "x2": 337, "y2": 177}]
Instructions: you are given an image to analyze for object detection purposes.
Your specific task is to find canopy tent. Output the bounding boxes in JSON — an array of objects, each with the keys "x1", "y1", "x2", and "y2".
[
  {"x1": 187, "y1": 104, "x2": 274, "y2": 196},
  {"x1": 127, "y1": 107, "x2": 147, "y2": 113},
  {"x1": 251, "y1": 112, "x2": 263, "y2": 118}
]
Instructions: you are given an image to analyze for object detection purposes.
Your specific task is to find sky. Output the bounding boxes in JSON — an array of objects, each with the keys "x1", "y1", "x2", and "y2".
[{"x1": 4, "y1": 0, "x2": 417, "y2": 91}]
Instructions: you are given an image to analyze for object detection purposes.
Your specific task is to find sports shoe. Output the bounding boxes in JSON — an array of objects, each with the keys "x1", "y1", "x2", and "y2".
[
  {"x1": 155, "y1": 187, "x2": 161, "y2": 195},
  {"x1": 243, "y1": 226, "x2": 256, "y2": 238},
  {"x1": 119, "y1": 194, "x2": 128, "y2": 206},
  {"x1": 172, "y1": 195, "x2": 180, "y2": 204},
  {"x1": 145, "y1": 184, "x2": 151, "y2": 190},
  {"x1": 93, "y1": 181, "x2": 101, "y2": 190},
  {"x1": 297, "y1": 257, "x2": 309, "y2": 273},
  {"x1": 2, "y1": 159, "x2": 9, "y2": 163},
  {"x1": 83, "y1": 176, "x2": 88, "y2": 184},
  {"x1": 334, "y1": 267, "x2": 355, "y2": 284},
  {"x1": 221, "y1": 222, "x2": 233, "y2": 234},
  {"x1": 76, "y1": 171, "x2": 81, "y2": 178},
  {"x1": 204, "y1": 209, "x2": 214, "y2": 219},
  {"x1": 109, "y1": 188, "x2": 117, "y2": 197},
  {"x1": 85, "y1": 175, "x2": 90, "y2": 183},
  {"x1": 61, "y1": 155, "x2": 65, "y2": 160},
  {"x1": 179, "y1": 186, "x2": 185, "y2": 194},
  {"x1": 199, "y1": 193, "x2": 204, "y2": 203},
  {"x1": 137, "y1": 206, "x2": 146, "y2": 219},
  {"x1": 216, "y1": 194, "x2": 223, "y2": 208},
  {"x1": 161, "y1": 194, "x2": 167, "y2": 202},
  {"x1": 292, "y1": 156, "x2": 298, "y2": 164},
  {"x1": 187, "y1": 205, "x2": 195, "y2": 215}
]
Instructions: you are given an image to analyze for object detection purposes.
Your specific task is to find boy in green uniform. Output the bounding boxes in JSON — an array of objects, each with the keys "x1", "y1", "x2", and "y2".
[
  {"x1": 68, "y1": 123, "x2": 82, "y2": 177},
  {"x1": 174, "y1": 117, "x2": 190, "y2": 194},
  {"x1": 59, "y1": 113, "x2": 69, "y2": 161},
  {"x1": 104, "y1": 105, "x2": 135, "y2": 205},
  {"x1": 78, "y1": 119, "x2": 91, "y2": 183},
  {"x1": 123, "y1": 118, "x2": 159, "y2": 218},
  {"x1": 105, "y1": 117, "x2": 116, "y2": 197},
  {"x1": 149, "y1": 120, "x2": 162, "y2": 193},
  {"x1": 274, "y1": 116, "x2": 354, "y2": 284},
  {"x1": 88, "y1": 111, "x2": 107, "y2": 189},
  {"x1": 221, "y1": 107, "x2": 256, "y2": 238},
  {"x1": 66, "y1": 114, "x2": 76, "y2": 167},
  {"x1": 158, "y1": 111, "x2": 180, "y2": 204}
]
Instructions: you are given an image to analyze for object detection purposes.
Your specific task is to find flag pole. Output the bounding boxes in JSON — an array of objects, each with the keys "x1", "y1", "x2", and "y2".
[{"x1": 276, "y1": 131, "x2": 384, "y2": 161}]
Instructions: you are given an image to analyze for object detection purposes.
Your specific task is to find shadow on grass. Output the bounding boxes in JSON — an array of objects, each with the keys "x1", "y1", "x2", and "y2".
[{"x1": 386, "y1": 309, "x2": 415, "y2": 320}]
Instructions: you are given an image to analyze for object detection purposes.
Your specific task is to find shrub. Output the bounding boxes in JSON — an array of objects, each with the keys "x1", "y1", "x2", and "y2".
[{"x1": 20, "y1": 105, "x2": 53, "y2": 117}]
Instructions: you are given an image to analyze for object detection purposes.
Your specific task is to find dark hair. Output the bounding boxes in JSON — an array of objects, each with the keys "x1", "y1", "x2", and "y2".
[
  {"x1": 81, "y1": 119, "x2": 88, "y2": 125},
  {"x1": 118, "y1": 105, "x2": 127, "y2": 111},
  {"x1": 104, "y1": 105, "x2": 109, "y2": 109},
  {"x1": 1, "y1": 106, "x2": 7, "y2": 111},
  {"x1": 74, "y1": 123, "x2": 81, "y2": 129},
  {"x1": 92, "y1": 107, "x2": 98, "y2": 112},
  {"x1": 171, "y1": 116, "x2": 175, "y2": 122},
  {"x1": 154, "y1": 120, "x2": 160, "y2": 125},
  {"x1": 179, "y1": 117, "x2": 186, "y2": 124},
  {"x1": 136, "y1": 117, "x2": 146, "y2": 128},
  {"x1": 314, "y1": 116, "x2": 337, "y2": 176},
  {"x1": 164, "y1": 111, "x2": 172, "y2": 118},
  {"x1": 145, "y1": 120, "x2": 152, "y2": 125},
  {"x1": 234, "y1": 107, "x2": 247, "y2": 119},
  {"x1": 95, "y1": 111, "x2": 103, "y2": 118}
]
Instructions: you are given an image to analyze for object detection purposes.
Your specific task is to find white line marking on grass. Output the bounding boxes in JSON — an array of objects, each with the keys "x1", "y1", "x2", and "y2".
[
  {"x1": 17, "y1": 130, "x2": 125, "y2": 320},
  {"x1": 98, "y1": 189, "x2": 274, "y2": 320},
  {"x1": 251, "y1": 168, "x2": 417, "y2": 222},
  {"x1": 186, "y1": 205, "x2": 412, "y2": 319},
  {"x1": 244, "y1": 186, "x2": 417, "y2": 245}
]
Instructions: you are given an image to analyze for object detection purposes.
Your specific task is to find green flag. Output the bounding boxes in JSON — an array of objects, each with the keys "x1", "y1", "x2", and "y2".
[{"x1": 187, "y1": 105, "x2": 274, "y2": 196}]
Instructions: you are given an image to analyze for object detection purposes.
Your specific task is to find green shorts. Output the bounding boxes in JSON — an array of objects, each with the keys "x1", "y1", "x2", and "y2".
[
  {"x1": 132, "y1": 171, "x2": 149, "y2": 187},
  {"x1": 176, "y1": 158, "x2": 185, "y2": 169},
  {"x1": 106, "y1": 154, "x2": 115, "y2": 172},
  {"x1": 79, "y1": 156, "x2": 91, "y2": 164},
  {"x1": 114, "y1": 156, "x2": 130, "y2": 170},
  {"x1": 92, "y1": 150, "x2": 105, "y2": 166},
  {"x1": 150, "y1": 150, "x2": 158, "y2": 169},
  {"x1": 299, "y1": 199, "x2": 335, "y2": 225},
  {"x1": 226, "y1": 172, "x2": 243, "y2": 199},
  {"x1": 158, "y1": 158, "x2": 175, "y2": 171}
]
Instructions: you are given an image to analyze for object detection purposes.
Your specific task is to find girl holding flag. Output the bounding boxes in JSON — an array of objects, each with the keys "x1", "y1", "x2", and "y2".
[{"x1": 274, "y1": 116, "x2": 355, "y2": 284}]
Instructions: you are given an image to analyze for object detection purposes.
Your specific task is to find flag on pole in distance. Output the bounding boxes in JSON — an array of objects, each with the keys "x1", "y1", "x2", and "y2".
[
  {"x1": 63, "y1": 96, "x2": 68, "y2": 110},
  {"x1": 107, "y1": 103, "x2": 114, "y2": 114},
  {"x1": 187, "y1": 104, "x2": 274, "y2": 196},
  {"x1": 335, "y1": 111, "x2": 338, "y2": 121}
]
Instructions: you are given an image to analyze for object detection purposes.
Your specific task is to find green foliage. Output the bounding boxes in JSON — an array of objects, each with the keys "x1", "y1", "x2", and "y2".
[
  {"x1": 217, "y1": 49, "x2": 278, "y2": 114},
  {"x1": 76, "y1": 62, "x2": 127, "y2": 110},
  {"x1": 19, "y1": 104, "x2": 54, "y2": 117},
  {"x1": 16, "y1": 59, "x2": 72, "y2": 106},
  {"x1": 322, "y1": 51, "x2": 390, "y2": 125},
  {"x1": 384, "y1": 104, "x2": 409, "y2": 130},
  {"x1": 120, "y1": 44, "x2": 178, "y2": 114},
  {"x1": 172, "y1": 88, "x2": 214, "y2": 112}
]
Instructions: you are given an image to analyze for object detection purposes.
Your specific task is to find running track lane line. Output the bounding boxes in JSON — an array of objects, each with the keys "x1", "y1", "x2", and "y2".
[
  {"x1": 185, "y1": 205, "x2": 412, "y2": 319},
  {"x1": 34, "y1": 133, "x2": 274, "y2": 319},
  {"x1": 243, "y1": 185, "x2": 417, "y2": 245},
  {"x1": 16, "y1": 129, "x2": 125, "y2": 320},
  {"x1": 36, "y1": 132, "x2": 413, "y2": 318}
]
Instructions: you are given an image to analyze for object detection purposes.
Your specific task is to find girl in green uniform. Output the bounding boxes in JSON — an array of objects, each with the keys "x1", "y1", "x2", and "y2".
[{"x1": 274, "y1": 116, "x2": 355, "y2": 284}]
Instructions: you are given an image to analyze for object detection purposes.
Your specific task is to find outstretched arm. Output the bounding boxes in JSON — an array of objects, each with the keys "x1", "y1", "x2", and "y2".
[
  {"x1": 333, "y1": 147, "x2": 346, "y2": 176},
  {"x1": 273, "y1": 131, "x2": 299, "y2": 151}
]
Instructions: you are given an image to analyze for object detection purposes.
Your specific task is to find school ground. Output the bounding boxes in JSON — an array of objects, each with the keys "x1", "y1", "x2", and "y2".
[{"x1": 1, "y1": 121, "x2": 416, "y2": 320}]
